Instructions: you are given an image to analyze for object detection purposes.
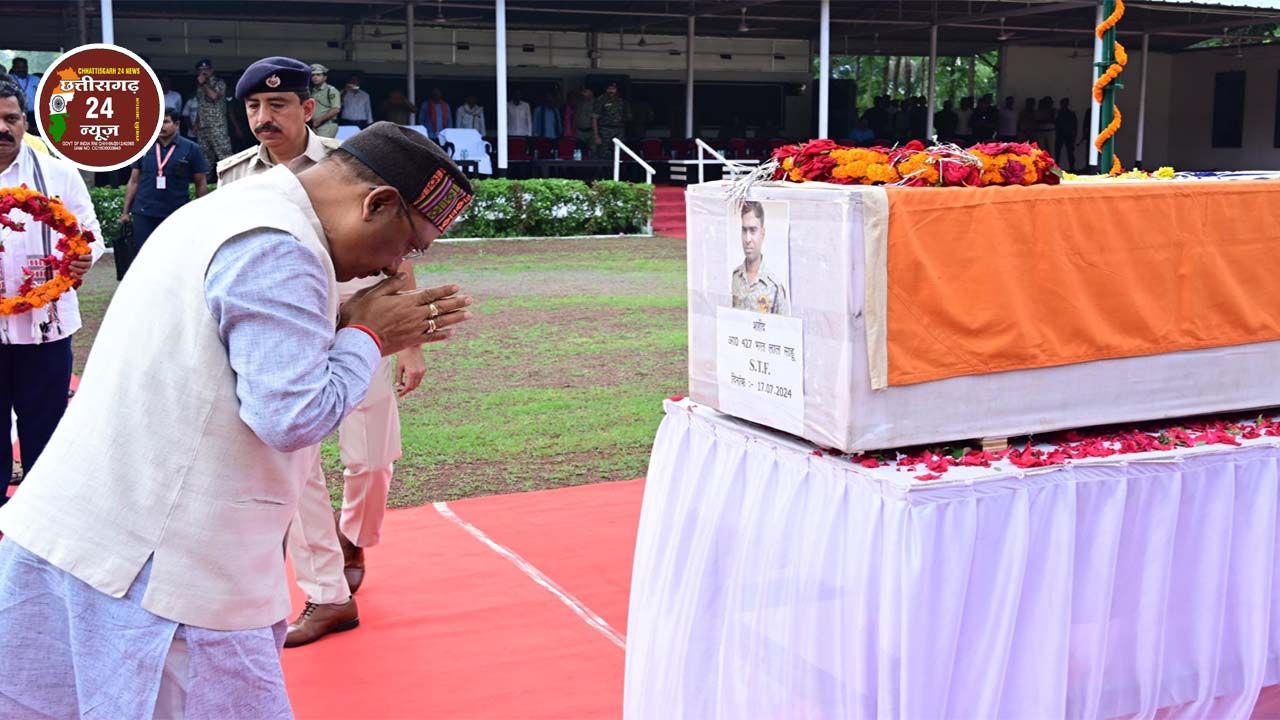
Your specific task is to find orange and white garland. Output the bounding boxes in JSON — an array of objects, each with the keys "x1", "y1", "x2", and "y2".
[
  {"x1": 0, "y1": 186, "x2": 94, "y2": 316},
  {"x1": 1093, "y1": 0, "x2": 1127, "y2": 176}
]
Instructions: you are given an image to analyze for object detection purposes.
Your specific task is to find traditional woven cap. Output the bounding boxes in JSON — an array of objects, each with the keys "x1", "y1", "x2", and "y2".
[
  {"x1": 339, "y1": 122, "x2": 474, "y2": 232},
  {"x1": 235, "y1": 56, "x2": 311, "y2": 100},
  {"x1": 310, "y1": 63, "x2": 329, "y2": 75}
]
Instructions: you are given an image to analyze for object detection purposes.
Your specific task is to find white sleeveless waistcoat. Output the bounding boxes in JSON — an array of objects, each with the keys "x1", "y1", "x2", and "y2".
[{"x1": 0, "y1": 165, "x2": 340, "y2": 631}]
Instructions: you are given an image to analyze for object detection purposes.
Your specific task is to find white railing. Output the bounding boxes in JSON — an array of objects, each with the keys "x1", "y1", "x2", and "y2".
[
  {"x1": 613, "y1": 138, "x2": 656, "y2": 185},
  {"x1": 696, "y1": 138, "x2": 751, "y2": 184}
]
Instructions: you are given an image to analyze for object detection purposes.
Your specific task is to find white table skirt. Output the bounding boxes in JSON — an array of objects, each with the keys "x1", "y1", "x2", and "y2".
[{"x1": 625, "y1": 400, "x2": 1280, "y2": 719}]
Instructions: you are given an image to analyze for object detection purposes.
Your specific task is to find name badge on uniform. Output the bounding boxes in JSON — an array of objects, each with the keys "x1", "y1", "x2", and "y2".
[{"x1": 156, "y1": 176, "x2": 167, "y2": 190}]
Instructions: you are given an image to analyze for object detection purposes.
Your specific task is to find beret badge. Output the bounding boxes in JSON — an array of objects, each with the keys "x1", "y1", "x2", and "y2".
[{"x1": 265, "y1": 74, "x2": 282, "y2": 89}]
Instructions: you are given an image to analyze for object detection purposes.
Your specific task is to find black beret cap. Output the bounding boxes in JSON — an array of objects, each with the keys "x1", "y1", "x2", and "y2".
[
  {"x1": 235, "y1": 56, "x2": 311, "y2": 100},
  {"x1": 338, "y1": 122, "x2": 475, "y2": 232}
]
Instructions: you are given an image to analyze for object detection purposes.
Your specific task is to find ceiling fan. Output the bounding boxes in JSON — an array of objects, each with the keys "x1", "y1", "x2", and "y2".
[
  {"x1": 737, "y1": 7, "x2": 777, "y2": 34},
  {"x1": 632, "y1": 25, "x2": 675, "y2": 48},
  {"x1": 1214, "y1": 27, "x2": 1248, "y2": 57},
  {"x1": 995, "y1": 18, "x2": 1017, "y2": 42},
  {"x1": 428, "y1": 0, "x2": 484, "y2": 26}
]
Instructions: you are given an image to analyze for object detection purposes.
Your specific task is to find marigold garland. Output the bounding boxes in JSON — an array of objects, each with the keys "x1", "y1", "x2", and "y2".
[
  {"x1": 1093, "y1": 0, "x2": 1127, "y2": 175},
  {"x1": 767, "y1": 139, "x2": 1060, "y2": 188},
  {"x1": 0, "y1": 186, "x2": 94, "y2": 316}
]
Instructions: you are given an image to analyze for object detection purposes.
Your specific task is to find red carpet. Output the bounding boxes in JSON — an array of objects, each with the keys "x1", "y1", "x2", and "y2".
[
  {"x1": 283, "y1": 480, "x2": 643, "y2": 720},
  {"x1": 653, "y1": 186, "x2": 686, "y2": 238}
]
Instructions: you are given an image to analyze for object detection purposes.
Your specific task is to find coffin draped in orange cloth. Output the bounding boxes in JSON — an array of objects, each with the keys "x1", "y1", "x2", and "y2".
[{"x1": 883, "y1": 180, "x2": 1280, "y2": 386}]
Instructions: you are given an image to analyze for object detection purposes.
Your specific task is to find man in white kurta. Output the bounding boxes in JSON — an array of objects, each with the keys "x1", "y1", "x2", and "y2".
[
  {"x1": 0, "y1": 78, "x2": 102, "y2": 506},
  {"x1": 0, "y1": 122, "x2": 475, "y2": 717}
]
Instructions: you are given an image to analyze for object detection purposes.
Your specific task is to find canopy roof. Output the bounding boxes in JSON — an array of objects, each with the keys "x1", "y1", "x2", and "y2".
[{"x1": 6, "y1": 0, "x2": 1280, "y2": 55}]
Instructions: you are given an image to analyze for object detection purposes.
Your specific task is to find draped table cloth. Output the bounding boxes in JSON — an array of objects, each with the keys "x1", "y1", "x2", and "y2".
[{"x1": 625, "y1": 400, "x2": 1280, "y2": 719}]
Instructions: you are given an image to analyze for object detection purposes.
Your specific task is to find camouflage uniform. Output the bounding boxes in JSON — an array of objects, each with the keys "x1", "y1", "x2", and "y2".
[
  {"x1": 731, "y1": 261, "x2": 790, "y2": 315},
  {"x1": 592, "y1": 94, "x2": 629, "y2": 159},
  {"x1": 196, "y1": 75, "x2": 234, "y2": 172}
]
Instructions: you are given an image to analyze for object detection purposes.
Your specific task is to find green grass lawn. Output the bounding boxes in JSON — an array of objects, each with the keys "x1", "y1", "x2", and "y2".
[{"x1": 75, "y1": 236, "x2": 688, "y2": 507}]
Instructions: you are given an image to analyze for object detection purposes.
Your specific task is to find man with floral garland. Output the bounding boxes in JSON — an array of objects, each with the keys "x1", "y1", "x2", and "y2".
[{"x1": 0, "y1": 77, "x2": 102, "y2": 504}]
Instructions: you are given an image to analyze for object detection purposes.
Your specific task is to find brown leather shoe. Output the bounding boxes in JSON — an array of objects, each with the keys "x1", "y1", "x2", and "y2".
[
  {"x1": 335, "y1": 511, "x2": 365, "y2": 594},
  {"x1": 285, "y1": 598, "x2": 359, "y2": 648}
]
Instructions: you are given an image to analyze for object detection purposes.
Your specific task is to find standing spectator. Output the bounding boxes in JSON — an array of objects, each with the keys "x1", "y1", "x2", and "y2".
[
  {"x1": 934, "y1": 100, "x2": 959, "y2": 142},
  {"x1": 507, "y1": 90, "x2": 532, "y2": 137},
  {"x1": 339, "y1": 73, "x2": 372, "y2": 130},
  {"x1": 309, "y1": 64, "x2": 341, "y2": 138},
  {"x1": 1035, "y1": 96, "x2": 1057, "y2": 151},
  {"x1": 572, "y1": 87, "x2": 595, "y2": 149},
  {"x1": 119, "y1": 109, "x2": 210, "y2": 252},
  {"x1": 7, "y1": 58, "x2": 39, "y2": 126},
  {"x1": 455, "y1": 95, "x2": 486, "y2": 135},
  {"x1": 0, "y1": 78, "x2": 103, "y2": 501},
  {"x1": 161, "y1": 77, "x2": 182, "y2": 115},
  {"x1": 382, "y1": 88, "x2": 416, "y2": 126},
  {"x1": 1054, "y1": 97, "x2": 1079, "y2": 172},
  {"x1": 194, "y1": 59, "x2": 234, "y2": 179},
  {"x1": 908, "y1": 97, "x2": 928, "y2": 141},
  {"x1": 181, "y1": 94, "x2": 200, "y2": 140},
  {"x1": 970, "y1": 95, "x2": 998, "y2": 141},
  {"x1": 532, "y1": 92, "x2": 561, "y2": 140},
  {"x1": 954, "y1": 96, "x2": 974, "y2": 145},
  {"x1": 1017, "y1": 97, "x2": 1038, "y2": 141},
  {"x1": 861, "y1": 95, "x2": 890, "y2": 141},
  {"x1": 592, "y1": 81, "x2": 629, "y2": 159},
  {"x1": 998, "y1": 96, "x2": 1019, "y2": 141},
  {"x1": 890, "y1": 99, "x2": 910, "y2": 142},
  {"x1": 417, "y1": 88, "x2": 451, "y2": 138}
]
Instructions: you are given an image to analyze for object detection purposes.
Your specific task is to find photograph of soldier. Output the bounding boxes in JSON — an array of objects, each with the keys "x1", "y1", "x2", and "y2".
[{"x1": 730, "y1": 200, "x2": 790, "y2": 315}]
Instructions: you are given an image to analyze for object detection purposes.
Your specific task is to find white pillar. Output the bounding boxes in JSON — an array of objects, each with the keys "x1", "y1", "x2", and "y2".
[
  {"x1": 1088, "y1": 2, "x2": 1104, "y2": 169},
  {"x1": 818, "y1": 0, "x2": 830, "y2": 138},
  {"x1": 1136, "y1": 32, "x2": 1149, "y2": 167},
  {"x1": 406, "y1": 2, "x2": 416, "y2": 108},
  {"x1": 78, "y1": 0, "x2": 88, "y2": 45},
  {"x1": 100, "y1": 0, "x2": 114, "y2": 44},
  {"x1": 685, "y1": 15, "x2": 695, "y2": 138},
  {"x1": 496, "y1": 0, "x2": 508, "y2": 171},
  {"x1": 926, "y1": 24, "x2": 938, "y2": 140}
]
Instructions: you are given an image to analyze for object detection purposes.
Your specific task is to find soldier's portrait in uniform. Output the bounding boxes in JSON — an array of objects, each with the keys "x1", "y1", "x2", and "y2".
[{"x1": 729, "y1": 200, "x2": 790, "y2": 315}]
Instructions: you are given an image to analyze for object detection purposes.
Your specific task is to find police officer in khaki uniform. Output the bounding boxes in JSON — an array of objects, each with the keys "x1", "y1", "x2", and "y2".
[
  {"x1": 219, "y1": 56, "x2": 430, "y2": 647},
  {"x1": 731, "y1": 201, "x2": 790, "y2": 315},
  {"x1": 308, "y1": 63, "x2": 342, "y2": 139}
]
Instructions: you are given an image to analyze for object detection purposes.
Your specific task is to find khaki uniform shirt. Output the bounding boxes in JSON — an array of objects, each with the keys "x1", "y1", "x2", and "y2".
[
  {"x1": 310, "y1": 83, "x2": 342, "y2": 138},
  {"x1": 215, "y1": 130, "x2": 377, "y2": 298},
  {"x1": 731, "y1": 260, "x2": 790, "y2": 315}
]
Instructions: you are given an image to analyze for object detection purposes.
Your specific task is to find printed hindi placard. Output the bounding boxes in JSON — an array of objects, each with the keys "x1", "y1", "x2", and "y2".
[{"x1": 715, "y1": 306, "x2": 805, "y2": 436}]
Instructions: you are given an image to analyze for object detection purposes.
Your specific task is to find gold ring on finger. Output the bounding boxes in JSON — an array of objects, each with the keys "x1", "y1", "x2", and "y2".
[
  {"x1": 426, "y1": 318, "x2": 437, "y2": 335},
  {"x1": 428, "y1": 302, "x2": 440, "y2": 318}
]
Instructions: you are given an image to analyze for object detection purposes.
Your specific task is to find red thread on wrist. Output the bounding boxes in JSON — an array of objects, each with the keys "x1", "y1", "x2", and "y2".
[{"x1": 348, "y1": 324, "x2": 383, "y2": 353}]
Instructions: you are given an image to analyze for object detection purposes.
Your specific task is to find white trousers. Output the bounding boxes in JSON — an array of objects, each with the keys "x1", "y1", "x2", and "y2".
[{"x1": 288, "y1": 358, "x2": 401, "y2": 604}]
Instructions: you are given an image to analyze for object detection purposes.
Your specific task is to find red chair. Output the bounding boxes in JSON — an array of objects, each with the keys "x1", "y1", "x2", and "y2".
[
  {"x1": 669, "y1": 138, "x2": 693, "y2": 159},
  {"x1": 507, "y1": 137, "x2": 531, "y2": 161},
  {"x1": 768, "y1": 138, "x2": 790, "y2": 152},
  {"x1": 728, "y1": 138, "x2": 748, "y2": 159},
  {"x1": 531, "y1": 137, "x2": 554, "y2": 160},
  {"x1": 640, "y1": 139, "x2": 665, "y2": 161},
  {"x1": 748, "y1": 138, "x2": 771, "y2": 159},
  {"x1": 557, "y1": 137, "x2": 579, "y2": 159}
]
